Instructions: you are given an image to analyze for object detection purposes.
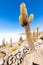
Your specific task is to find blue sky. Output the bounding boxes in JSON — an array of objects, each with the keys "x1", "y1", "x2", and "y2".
[{"x1": 0, "y1": 0, "x2": 43, "y2": 33}]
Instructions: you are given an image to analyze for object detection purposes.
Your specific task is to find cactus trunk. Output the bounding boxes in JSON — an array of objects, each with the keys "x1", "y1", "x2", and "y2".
[{"x1": 24, "y1": 24, "x2": 31, "y2": 43}]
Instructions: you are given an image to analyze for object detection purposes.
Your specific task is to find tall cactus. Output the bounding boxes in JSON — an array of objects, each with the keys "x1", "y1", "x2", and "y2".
[{"x1": 19, "y1": 3, "x2": 34, "y2": 44}]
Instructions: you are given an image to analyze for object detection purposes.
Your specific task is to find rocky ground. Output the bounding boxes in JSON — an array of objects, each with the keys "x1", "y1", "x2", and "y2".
[{"x1": 0, "y1": 39, "x2": 43, "y2": 65}]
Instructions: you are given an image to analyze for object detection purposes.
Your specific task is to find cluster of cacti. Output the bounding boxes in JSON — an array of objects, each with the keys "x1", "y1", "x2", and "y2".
[{"x1": 32, "y1": 25, "x2": 39, "y2": 41}]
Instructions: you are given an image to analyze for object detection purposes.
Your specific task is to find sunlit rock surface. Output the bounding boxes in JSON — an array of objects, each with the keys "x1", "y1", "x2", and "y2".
[{"x1": 0, "y1": 38, "x2": 43, "y2": 65}]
